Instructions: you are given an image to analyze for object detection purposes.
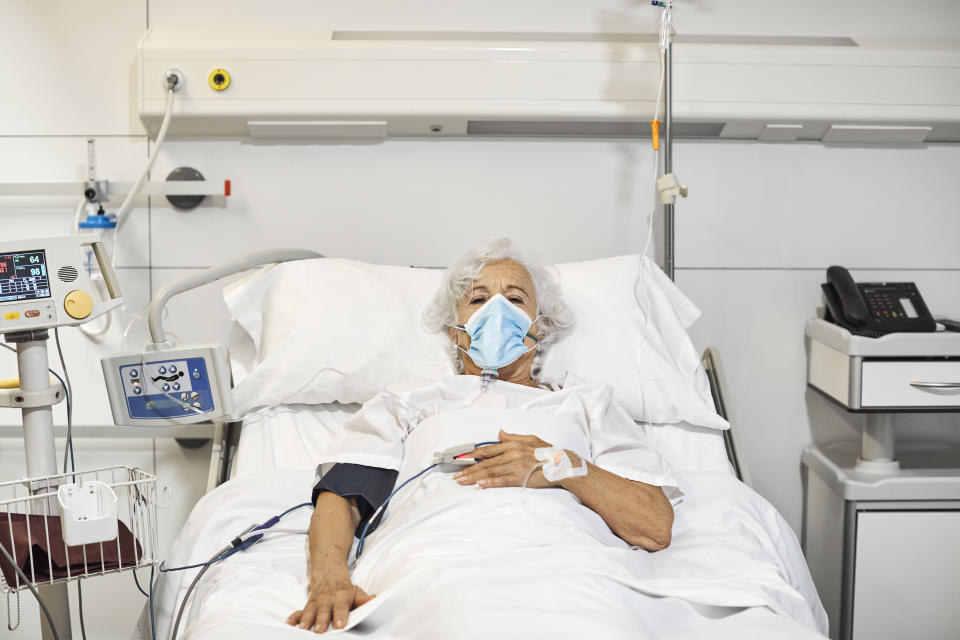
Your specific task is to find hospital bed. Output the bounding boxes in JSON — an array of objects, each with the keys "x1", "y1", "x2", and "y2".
[{"x1": 140, "y1": 254, "x2": 828, "y2": 640}]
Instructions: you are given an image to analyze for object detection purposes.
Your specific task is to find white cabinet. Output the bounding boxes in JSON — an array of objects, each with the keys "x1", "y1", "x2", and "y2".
[
  {"x1": 801, "y1": 442, "x2": 960, "y2": 640},
  {"x1": 852, "y1": 511, "x2": 960, "y2": 639}
]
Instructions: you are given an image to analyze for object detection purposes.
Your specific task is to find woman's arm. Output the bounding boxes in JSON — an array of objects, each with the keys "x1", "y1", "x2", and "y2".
[
  {"x1": 558, "y1": 456, "x2": 673, "y2": 550},
  {"x1": 286, "y1": 493, "x2": 374, "y2": 633},
  {"x1": 455, "y1": 430, "x2": 674, "y2": 551}
]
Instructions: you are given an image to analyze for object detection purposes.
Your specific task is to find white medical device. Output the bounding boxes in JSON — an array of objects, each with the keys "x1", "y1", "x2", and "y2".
[
  {"x1": 0, "y1": 235, "x2": 121, "y2": 333},
  {"x1": 0, "y1": 234, "x2": 123, "y2": 640},
  {"x1": 56, "y1": 480, "x2": 119, "y2": 546},
  {"x1": 102, "y1": 344, "x2": 233, "y2": 426},
  {"x1": 101, "y1": 248, "x2": 320, "y2": 427}
]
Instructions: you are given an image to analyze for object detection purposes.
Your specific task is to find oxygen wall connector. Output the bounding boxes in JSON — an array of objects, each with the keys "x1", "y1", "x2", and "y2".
[{"x1": 164, "y1": 68, "x2": 184, "y2": 91}]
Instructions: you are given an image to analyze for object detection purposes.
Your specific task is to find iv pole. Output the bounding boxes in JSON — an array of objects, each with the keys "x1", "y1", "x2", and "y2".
[{"x1": 663, "y1": 38, "x2": 675, "y2": 281}]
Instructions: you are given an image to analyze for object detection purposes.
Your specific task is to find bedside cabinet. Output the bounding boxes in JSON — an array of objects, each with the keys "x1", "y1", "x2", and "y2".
[
  {"x1": 802, "y1": 442, "x2": 960, "y2": 640},
  {"x1": 803, "y1": 319, "x2": 960, "y2": 639}
]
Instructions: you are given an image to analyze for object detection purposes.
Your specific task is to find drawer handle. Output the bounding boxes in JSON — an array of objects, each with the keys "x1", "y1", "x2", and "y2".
[{"x1": 909, "y1": 381, "x2": 960, "y2": 390}]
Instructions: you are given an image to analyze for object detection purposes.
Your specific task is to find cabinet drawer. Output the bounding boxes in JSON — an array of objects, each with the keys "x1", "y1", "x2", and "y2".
[{"x1": 860, "y1": 360, "x2": 960, "y2": 408}]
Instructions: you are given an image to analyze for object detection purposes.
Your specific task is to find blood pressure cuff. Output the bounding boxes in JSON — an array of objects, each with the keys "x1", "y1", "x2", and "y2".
[{"x1": 311, "y1": 463, "x2": 398, "y2": 538}]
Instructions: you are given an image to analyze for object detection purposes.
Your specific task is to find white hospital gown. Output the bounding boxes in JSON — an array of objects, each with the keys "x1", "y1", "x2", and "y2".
[{"x1": 314, "y1": 373, "x2": 682, "y2": 499}]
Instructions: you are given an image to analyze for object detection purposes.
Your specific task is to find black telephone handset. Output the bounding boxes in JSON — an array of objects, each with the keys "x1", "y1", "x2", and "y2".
[{"x1": 821, "y1": 265, "x2": 936, "y2": 337}]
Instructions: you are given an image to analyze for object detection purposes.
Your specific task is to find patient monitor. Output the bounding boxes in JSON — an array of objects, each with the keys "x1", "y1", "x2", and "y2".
[{"x1": 0, "y1": 235, "x2": 121, "y2": 333}]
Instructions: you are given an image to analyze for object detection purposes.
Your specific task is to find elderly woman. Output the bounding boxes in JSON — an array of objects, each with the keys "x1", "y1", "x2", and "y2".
[{"x1": 287, "y1": 238, "x2": 679, "y2": 635}]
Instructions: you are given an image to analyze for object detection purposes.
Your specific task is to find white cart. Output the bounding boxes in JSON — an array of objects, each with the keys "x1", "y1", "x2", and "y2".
[{"x1": 803, "y1": 319, "x2": 960, "y2": 640}]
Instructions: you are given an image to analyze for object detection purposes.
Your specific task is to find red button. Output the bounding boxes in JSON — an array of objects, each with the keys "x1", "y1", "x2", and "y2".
[{"x1": 24, "y1": 310, "x2": 40, "y2": 318}]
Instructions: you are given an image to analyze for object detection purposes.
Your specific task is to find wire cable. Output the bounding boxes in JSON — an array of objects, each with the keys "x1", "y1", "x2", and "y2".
[
  {"x1": 159, "y1": 548, "x2": 237, "y2": 573},
  {"x1": 354, "y1": 466, "x2": 437, "y2": 559},
  {"x1": 1, "y1": 342, "x2": 76, "y2": 472},
  {"x1": 132, "y1": 567, "x2": 150, "y2": 598},
  {"x1": 354, "y1": 441, "x2": 499, "y2": 559},
  {"x1": 148, "y1": 562, "x2": 156, "y2": 640},
  {"x1": 76, "y1": 580, "x2": 88, "y2": 640},
  {"x1": 53, "y1": 328, "x2": 75, "y2": 474},
  {"x1": 0, "y1": 540, "x2": 62, "y2": 640},
  {"x1": 169, "y1": 544, "x2": 231, "y2": 640},
  {"x1": 279, "y1": 502, "x2": 312, "y2": 519}
]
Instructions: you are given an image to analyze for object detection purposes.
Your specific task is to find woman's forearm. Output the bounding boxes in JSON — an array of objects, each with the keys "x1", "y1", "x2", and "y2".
[
  {"x1": 308, "y1": 493, "x2": 360, "y2": 581},
  {"x1": 560, "y1": 454, "x2": 674, "y2": 551}
]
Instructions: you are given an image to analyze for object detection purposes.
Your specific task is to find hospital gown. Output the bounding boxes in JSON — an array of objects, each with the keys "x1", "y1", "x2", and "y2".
[{"x1": 314, "y1": 373, "x2": 682, "y2": 500}]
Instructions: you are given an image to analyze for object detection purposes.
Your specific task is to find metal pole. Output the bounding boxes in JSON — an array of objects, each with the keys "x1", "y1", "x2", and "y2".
[
  {"x1": 15, "y1": 333, "x2": 73, "y2": 640},
  {"x1": 663, "y1": 40, "x2": 675, "y2": 282}
]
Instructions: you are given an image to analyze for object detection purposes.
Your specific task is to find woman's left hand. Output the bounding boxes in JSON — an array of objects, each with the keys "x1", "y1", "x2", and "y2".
[{"x1": 453, "y1": 429, "x2": 581, "y2": 489}]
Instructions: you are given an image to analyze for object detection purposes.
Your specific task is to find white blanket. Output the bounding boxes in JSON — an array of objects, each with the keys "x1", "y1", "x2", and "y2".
[{"x1": 140, "y1": 468, "x2": 827, "y2": 640}]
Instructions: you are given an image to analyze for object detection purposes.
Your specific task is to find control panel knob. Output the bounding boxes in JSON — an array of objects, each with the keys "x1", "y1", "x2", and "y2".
[{"x1": 63, "y1": 290, "x2": 94, "y2": 319}]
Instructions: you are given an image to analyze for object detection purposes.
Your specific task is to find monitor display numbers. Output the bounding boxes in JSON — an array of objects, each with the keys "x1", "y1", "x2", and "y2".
[{"x1": 0, "y1": 250, "x2": 51, "y2": 303}]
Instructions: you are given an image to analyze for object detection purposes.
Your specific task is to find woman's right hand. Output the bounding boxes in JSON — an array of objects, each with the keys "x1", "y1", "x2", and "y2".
[{"x1": 286, "y1": 568, "x2": 375, "y2": 633}]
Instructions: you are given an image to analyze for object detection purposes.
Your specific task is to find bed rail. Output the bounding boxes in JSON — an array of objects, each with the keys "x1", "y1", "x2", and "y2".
[{"x1": 701, "y1": 347, "x2": 752, "y2": 487}]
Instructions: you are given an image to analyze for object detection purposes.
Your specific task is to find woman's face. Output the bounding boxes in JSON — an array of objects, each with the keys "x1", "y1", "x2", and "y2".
[{"x1": 450, "y1": 259, "x2": 540, "y2": 380}]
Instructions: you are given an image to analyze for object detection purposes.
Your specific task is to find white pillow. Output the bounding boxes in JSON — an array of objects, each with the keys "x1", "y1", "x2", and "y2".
[
  {"x1": 225, "y1": 259, "x2": 452, "y2": 417},
  {"x1": 223, "y1": 255, "x2": 726, "y2": 429},
  {"x1": 541, "y1": 256, "x2": 728, "y2": 429}
]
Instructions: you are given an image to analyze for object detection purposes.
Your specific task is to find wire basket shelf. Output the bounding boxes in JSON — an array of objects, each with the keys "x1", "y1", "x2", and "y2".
[{"x1": 0, "y1": 466, "x2": 158, "y2": 594}]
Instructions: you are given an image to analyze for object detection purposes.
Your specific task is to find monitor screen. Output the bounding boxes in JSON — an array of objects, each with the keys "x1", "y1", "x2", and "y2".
[{"x1": 0, "y1": 250, "x2": 51, "y2": 304}]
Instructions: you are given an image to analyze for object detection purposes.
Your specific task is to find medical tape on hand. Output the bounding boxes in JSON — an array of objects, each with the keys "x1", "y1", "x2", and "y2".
[{"x1": 534, "y1": 447, "x2": 587, "y2": 482}]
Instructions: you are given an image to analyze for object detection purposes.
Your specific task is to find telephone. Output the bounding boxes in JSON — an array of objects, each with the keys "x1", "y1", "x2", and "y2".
[{"x1": 821, "y1": 265, "x2": 936, "y2": 337}]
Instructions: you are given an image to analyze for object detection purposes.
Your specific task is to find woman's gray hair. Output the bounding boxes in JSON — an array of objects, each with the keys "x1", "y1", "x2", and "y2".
[{"x1": 422, "y1": 237, "x2": 576, "y2": 380}]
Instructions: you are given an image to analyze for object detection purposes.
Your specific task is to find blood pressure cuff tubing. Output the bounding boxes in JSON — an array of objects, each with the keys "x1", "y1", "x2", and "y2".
[{"x1": 311, "y1": 463, "x2": 399, "y2": 538}]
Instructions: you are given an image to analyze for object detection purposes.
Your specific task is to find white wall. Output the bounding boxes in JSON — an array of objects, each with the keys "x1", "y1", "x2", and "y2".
[{"x1": 2, "y1": 1, "x2": 960, "y2": 638}]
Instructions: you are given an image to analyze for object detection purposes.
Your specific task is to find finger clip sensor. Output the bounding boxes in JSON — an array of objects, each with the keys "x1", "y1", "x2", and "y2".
[
  {"x1": 535, "y1": 447, "x2": 587, "y2": 482},
  {"x1": 432, "y1": 443, "x2": 477, "y2": 466}
]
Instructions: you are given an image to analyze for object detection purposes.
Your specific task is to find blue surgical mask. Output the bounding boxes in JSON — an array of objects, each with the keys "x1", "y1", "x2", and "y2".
[{"x1": 455, "y1": 293, "x2": 538, "y2": 374}]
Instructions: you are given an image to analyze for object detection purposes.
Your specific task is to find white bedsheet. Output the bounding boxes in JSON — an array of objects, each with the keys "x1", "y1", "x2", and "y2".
[
  {"x1": 140, "y1": 468, "x2": 827, "y2": 640},
  {"x1": 230, "y1": 404, "x2": 359, "y2": 476}
]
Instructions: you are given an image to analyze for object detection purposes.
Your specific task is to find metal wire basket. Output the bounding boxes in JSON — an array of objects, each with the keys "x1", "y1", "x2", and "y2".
[{"x1": 0, "y1": 466, "x2": 158, "y2": 593}]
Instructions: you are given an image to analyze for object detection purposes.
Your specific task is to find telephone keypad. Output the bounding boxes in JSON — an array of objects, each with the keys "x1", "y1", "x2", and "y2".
[{"x1": 860, "y1": 283, "x2": 924, "y2": 322}]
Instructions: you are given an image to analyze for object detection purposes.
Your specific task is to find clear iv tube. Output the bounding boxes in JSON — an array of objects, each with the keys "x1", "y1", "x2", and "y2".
[{"x1": 630, "y1": 2, "x2": 671, "y2": 425}]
